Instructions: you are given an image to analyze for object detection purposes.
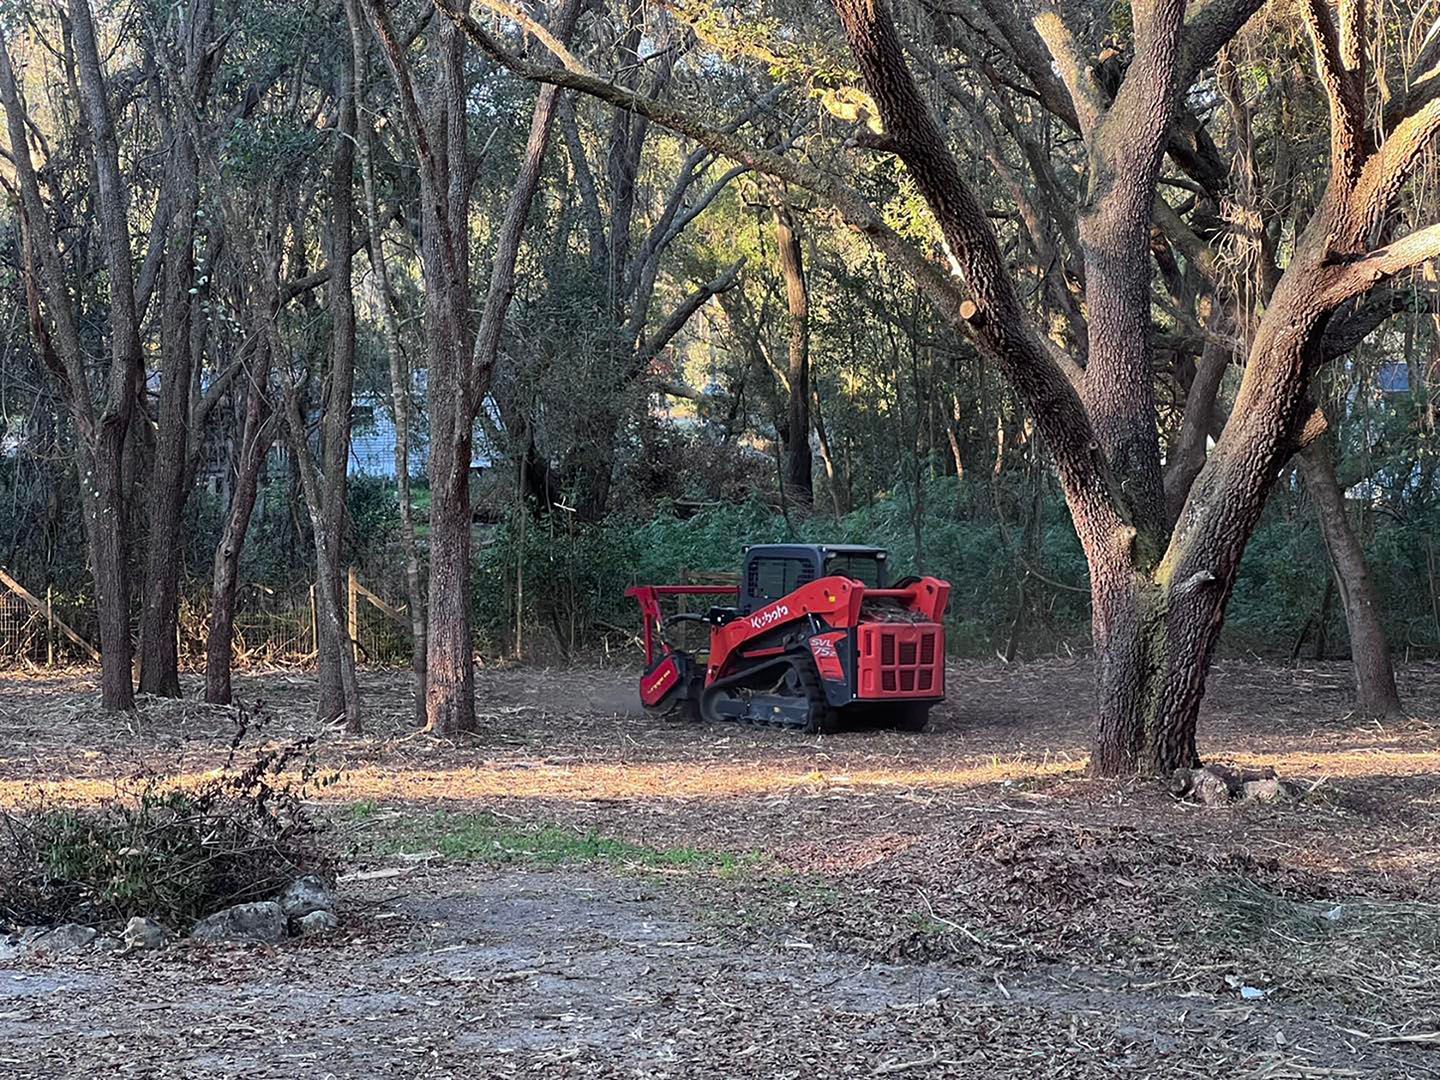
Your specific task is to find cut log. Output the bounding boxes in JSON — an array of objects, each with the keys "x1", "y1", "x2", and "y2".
[{"x1": 1170, "y1": 764, "x2": 1285, "y2": 806}]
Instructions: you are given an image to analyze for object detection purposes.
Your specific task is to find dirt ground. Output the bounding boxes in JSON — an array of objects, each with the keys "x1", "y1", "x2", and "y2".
[{"x1": 1, "y1": 658, "x2": 1439, "y2": 1078}]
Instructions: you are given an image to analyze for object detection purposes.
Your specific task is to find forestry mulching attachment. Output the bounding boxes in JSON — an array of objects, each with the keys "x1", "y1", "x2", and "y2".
[{"x1": 627, "y1": 544, "x2": 950, "y2": 733}]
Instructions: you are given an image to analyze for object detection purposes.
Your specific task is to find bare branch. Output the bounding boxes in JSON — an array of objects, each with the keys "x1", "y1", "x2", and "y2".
[
  {"x1": 1300, "y1": 0, "x2": 1367, "y2": 183},
  {"x1": 1031, "y1": 7, "x2": 1107, "y2": 134},
  {"x1": 1325, "y1": 222, "x2": 1440, "y2": 303},
  {"x1": 1178, "y1": 0, "x2": 1266, "y2": 87},
  {"x1": 1353, "y1": 98, "x2": 1440, "y2": 236},
  {"x1": 558, "y1": 95, "x2": 606, "y2": 266},
  {"x1": 632, "y1": 258, "x2": 744, "y2": 372},
  {"x1": 970, "y1": 0, "x2": 1079, "y2": 129},
  {"x1": 1337, "y1": 0, "x2": 1365, "y2": 80}
]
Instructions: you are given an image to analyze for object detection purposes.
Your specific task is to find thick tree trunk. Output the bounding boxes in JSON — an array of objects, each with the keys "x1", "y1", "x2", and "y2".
[
  {"x1": 424, "y1": 448, "x2": 476, "y2": 732},
  {"x1": 1299, "y1": 441, "x2": 1404, "y2": 717}
]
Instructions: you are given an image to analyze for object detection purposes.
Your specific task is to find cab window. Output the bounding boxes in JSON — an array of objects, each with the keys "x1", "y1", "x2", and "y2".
[
  {"x1": 825, "y1": 554, "x2": 884, "y2": 587},
  {"x1": 748, "y1": 556, "x2": 813, "y2": 600}
]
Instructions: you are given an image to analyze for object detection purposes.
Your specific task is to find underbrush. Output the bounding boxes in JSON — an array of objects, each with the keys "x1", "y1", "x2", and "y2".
[{"x1": 0, "y1": 712, "x2": 337, "y2": 928}]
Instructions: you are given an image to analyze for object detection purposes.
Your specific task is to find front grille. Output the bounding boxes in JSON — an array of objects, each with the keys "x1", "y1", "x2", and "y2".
[{"x1": 857, "y1": 624, "x2": 943, "y2": 700}]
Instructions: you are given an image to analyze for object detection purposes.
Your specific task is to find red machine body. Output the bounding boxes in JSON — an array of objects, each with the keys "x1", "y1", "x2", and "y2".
[{"x1": 627, "y1": 544, "x2": 949, "y2": 732}]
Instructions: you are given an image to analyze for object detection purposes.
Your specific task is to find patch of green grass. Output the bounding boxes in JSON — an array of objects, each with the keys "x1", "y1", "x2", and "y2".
[
  {"x1": 377, "y1": 811, "x2": 765, "y2": 874},
  {"x1": 348, "y1": 799, "x2": 380, "y2": 822}
]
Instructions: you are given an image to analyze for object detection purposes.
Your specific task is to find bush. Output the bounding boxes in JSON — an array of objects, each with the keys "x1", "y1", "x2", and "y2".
[{"x1": 0, "y1": 714, "x2": 335, "y2": 928}]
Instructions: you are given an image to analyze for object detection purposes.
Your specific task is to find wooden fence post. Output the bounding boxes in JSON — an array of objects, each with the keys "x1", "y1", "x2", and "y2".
[
  {"x1": 46, "y1": 585, "x2": 54, "y2": 667},
  {"x1": 348, "y1": 566, "x2": 359, "y2": 663}
]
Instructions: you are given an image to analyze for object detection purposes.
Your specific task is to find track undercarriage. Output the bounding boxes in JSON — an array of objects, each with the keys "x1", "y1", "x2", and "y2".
[{"x1": 699, "y1": 654, "x2": 836, "y2": 732}]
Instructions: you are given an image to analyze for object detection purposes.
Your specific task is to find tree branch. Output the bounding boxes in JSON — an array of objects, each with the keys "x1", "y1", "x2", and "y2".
[
  {"x1": 1031, "y1": 7, "x2": 1107, "y2": 134},
  {"x1": 1301, "y1": 0, "x2": 1367, "y2": 184},
  {"x1": 1353, "y1": 97, "x2": 1440, "y2": 238},
  {"x1": 632, "y1": 258, "x2": 744, "y2": 372},
  {"x1": 438, "y1": 3, "x2": 991, "y2": 376},
  {"x1": 1178, "y1": 0, "x2": 1266, "y2": 88},
  {"x1": 1325, "y1": 223, "x2": 1440, "y2": 303},
  {"x1": 970, "y1": 0, "x2": 1079, "y2": 129}
]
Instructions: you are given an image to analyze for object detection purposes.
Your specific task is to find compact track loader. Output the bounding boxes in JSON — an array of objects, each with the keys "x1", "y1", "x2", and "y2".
[{"x1": 627, "y1": 544, "x2": 949, "y2": 733}]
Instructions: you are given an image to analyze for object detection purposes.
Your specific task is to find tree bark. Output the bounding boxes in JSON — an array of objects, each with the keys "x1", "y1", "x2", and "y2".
[
  {"x1": 1299, "y1": 440, "x2": 1404, "y2": 717},
  {"x1": 298, "y1": 54, "x2": 363, "y2": 733},
  {"x1": 205, "y1": 340, "x2": 276, "y2": 705},
  {"x1": 773, "y1": 198, "x2": 813, "y2": 507},
  {"x1": 139, "y1": 125, "x2": 201, "y2": 698}
]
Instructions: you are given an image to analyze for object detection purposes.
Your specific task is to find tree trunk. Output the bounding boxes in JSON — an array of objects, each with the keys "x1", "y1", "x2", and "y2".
[
  {"x1": 139, "y1": 132, "x2": 200, "y2": 698},
  {"x1": 368, "y1": 0, "x2": 578, "y2": 733},
  {"x1": 811, "y1": 387, "x2": 846, "y2": 517},
  {"x1": 1299, "y1": 441, "x2": 1403, "y2": 717},
  {"x1": 424, "y1": 444, "x2": 476, "y2": 732},
  {"x1": 773, "y1": 199, "x2": 813, "y2": 507},
  {"x1": 313, "y1": 58, "x2": 361, "y2": 732},
  {"x1": 205, "y1": 343, "x2": 276, "y2": 706},
  {"x1": 89, "y1": 436, "x2": 136, "y2": 711},
  {"x1": 69, "y1": 0, "x2": 145, "y2": 711}
]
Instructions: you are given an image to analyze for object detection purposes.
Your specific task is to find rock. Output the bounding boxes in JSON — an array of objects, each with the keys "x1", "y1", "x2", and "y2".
[
  {"x1": 122, "y1": 917, "x2": 169, "y2": 950},
  {"x1": 24, "y1": 923, "x2": 97, "y2": 956},
  {"x1": 278, "y1": 875, "x2": 336, "y2": 918},
  {"x1": 1241, "y1": 777, "x2": 1283, "y2": 803},
  {"x1": 294, "y1": 910, "x2": 338, "y2": 937},
  {"x1": 1190, "y1": 769, "x2": 1234, "y2": 807},
  {"x1": 191, "y1": 902, "x2": 287, "y2": 944},
  {"x1": 1173, "y1": 764, "x2": 1287, "y2": 807}
]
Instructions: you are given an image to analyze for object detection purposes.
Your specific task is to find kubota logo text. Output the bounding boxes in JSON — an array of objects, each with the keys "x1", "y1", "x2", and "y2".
[{"x1": 750, "y1": 604, "x2": 790, "y2": 630}]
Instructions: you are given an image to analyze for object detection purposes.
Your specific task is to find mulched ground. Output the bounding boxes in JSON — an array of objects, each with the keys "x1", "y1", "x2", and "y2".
[{"x1": 1, "y1": 657, "x2": 1439, "y2": 1077}]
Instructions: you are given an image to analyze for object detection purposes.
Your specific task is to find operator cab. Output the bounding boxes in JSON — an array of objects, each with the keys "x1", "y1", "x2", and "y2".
[{"x1": 737, "y1": 544, "x2": 888, "y2": 615}]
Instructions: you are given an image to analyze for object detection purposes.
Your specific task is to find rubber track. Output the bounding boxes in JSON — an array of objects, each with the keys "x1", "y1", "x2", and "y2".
[{"x1": 700, "y1": 654, "x2": 833, "y2": 733}]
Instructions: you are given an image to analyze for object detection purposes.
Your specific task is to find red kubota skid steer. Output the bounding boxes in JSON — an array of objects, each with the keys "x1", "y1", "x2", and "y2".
[{"x1": 627, "y1": 544, "x2": 950, "y2": 733}]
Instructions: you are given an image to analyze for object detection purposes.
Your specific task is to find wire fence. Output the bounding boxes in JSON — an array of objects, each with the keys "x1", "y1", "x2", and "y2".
[{"x1": 0, "y1": 568, "x2": 412, "y2": 671}]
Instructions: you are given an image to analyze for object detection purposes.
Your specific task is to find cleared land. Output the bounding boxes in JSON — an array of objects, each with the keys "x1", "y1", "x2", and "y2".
[{"x1": 1, "y1": 658, "x2": 1438, "y2": 1078}]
